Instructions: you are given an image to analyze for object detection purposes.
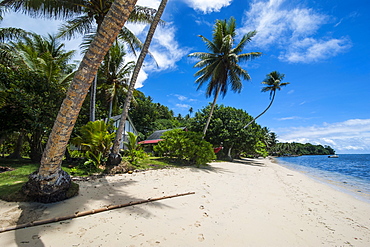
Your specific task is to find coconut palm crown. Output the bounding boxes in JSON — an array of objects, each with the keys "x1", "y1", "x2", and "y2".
[{"x1": 244, "y1": 71, "x2": 290, "y2": 128}]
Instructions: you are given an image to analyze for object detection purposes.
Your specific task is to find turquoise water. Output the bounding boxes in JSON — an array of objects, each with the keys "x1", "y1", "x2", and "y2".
[{"x1": 276, "y1": 154, "x2": 370, "y2": 202}]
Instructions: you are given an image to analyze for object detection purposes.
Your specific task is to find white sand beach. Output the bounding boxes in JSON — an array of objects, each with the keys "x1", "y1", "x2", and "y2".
[{"x1": 1, "y1": 158, "x2": 370, "y2": 246}]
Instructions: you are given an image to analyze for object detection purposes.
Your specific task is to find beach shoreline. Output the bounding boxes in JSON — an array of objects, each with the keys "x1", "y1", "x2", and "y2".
[
  {"x1": 1, "y1": 158, "x2": 370, "y2": 246},
  {"x1": 274, "y1": 155, "x2": 370, "y2": 204}
]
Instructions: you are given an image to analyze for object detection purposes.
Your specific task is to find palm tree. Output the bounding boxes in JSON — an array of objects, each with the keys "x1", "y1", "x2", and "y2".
[
  {"x1": 9, "y1": 33, "x2": 76, "y2": 84},
  {"x1": 98, "y1": 42, "x2": 135, "y2": 119},
  {"x1": 111, "y1": 0, "x2": 168, "y2": 160},
  {"x1": 188, "y1": 17, "x2": 261, "y2": 137},
  {"x1": 21, "y1": 0, "x2": 138, "y2": 203},
  {"x1": 1, "y1": 0, "x2": 158, "y2": 121},
  {"x1": 189, "y1": 107, "x2": 193, "y2": 117},
  {"x1": 244, "y1": 71, "x2": 290, "y2": 128}
]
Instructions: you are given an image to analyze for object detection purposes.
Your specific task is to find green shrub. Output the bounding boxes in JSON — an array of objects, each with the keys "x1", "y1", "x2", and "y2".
[
  {"x1": 154, "y1": 129, "x2": 216, "y2": 165},
  {"x1": 123, "y1": 132, "x2": 147, "y2": 166},
  {"x1": 70, "y1": 120, "x2": 115, "y2": 170}
]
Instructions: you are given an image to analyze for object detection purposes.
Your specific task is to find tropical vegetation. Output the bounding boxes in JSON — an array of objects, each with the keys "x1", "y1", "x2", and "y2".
[
  {"x1": 154, "y1": 129, "x2": 216, "y2": 166},
  {"x1": 190, "y1": 104, "x2": 271, "y2": 160},
  {"x1": 270, "y1": 142, "x2": 335, "y2": 156},
  {"x1": 188, "y1": 17, "x2": 261, "y2": 136},
  {"x1": 0, "y1": 2, "x2": 337, "y2": 203},
  {"x1": 244, "y1": 71, "x2": 290, "y2": 128}
]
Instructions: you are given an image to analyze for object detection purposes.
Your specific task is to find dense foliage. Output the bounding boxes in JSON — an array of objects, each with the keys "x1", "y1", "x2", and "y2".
[
  {"x1": 270, "y1": 142, "x2": 335, "y2": 156},
  {"x1": 70, "y1": 120, "x2": 115, "y2": 171},
  {"x1": 129, "y1": 91, "x2": 189, "y2": 139},
  {"x1": 154, "y1": 129, "x2": 216, "y2": 165},
  {"x1": 0, "y1": 65, "x2": 67, "y2": 161},
  {"x1": 190, "y1": 104, "x2": 272, "y2": 159}
]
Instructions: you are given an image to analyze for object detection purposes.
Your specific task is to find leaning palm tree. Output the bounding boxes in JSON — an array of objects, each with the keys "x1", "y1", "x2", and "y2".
[
  {"x1": 21, "y1": 0, "x2": 138, "y2": 203},
  {"x1": 188, "y1": 17, "x2": 261, "y2": 137},
  {"x1": 110, "y1": 0, "x2": 168, "y2": 161},
  {"x1": 1, "y1": 0, "x2": 158, "y2": 121},
  {"x1": 243, "y1": 71, "x2": 290, "y2": 128}
]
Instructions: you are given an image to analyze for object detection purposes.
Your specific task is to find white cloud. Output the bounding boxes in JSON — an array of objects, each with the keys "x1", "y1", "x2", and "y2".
[
  {"x1": 137, "y1": 0, "x2": 161, "y2": 9},
  {"x1": 274, "y1": 119, "x2": 370, "y2": 154},
  {"x1": 241, "y1": 0, "x2": 351, "y2": 63},
  {"x1": 125, "y1": 22, "x2": 188, "y2": 87},
  {"x1": 176, "y1": 103, "x2": 191, "y2": 108},
  {"x1": 281, "y1": 37, "x2": 351, "y2": 63},
  {"x1": 146, "y1": 24, "x2": 189, "y2": 71},
  {"x1": 174, "y1": 94, "x2": 188, "y2": 101},
  {"x1": 183, "y1": 0, "x2": 232, "y2": 13}
]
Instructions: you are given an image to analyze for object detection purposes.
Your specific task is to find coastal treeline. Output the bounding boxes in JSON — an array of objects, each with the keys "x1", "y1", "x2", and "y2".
[{"x1": 270, "y1": 142, "x2": 335, "y2": 156}]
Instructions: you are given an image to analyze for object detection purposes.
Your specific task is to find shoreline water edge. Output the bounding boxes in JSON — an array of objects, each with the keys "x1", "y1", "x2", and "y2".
[{"x1": 274, "y1": 154, "x2": 370, "y2": 203}]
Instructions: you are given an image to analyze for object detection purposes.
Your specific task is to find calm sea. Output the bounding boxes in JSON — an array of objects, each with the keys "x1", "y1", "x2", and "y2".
[{"x1": 276, "y1": 154, "x2": 370, "y2": 202}]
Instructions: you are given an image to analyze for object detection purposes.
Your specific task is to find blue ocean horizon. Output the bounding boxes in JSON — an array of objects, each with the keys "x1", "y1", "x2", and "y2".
[{"x1": 276, "y1": 154, "x2": 370, "y2": 202}]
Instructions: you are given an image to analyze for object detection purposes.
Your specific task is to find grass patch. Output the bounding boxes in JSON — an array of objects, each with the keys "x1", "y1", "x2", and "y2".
[
  {"x1": 0, "y1": 157, "x2": 83, "y2": 202},
  {"x1": 134, "y1": 156, "x2": 185, "y2": 170}
]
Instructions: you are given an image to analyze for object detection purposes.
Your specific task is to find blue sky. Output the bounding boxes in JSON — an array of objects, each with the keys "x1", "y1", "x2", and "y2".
[{"x1": 2, "y1": 0, "x2": 370, "y2": 154}]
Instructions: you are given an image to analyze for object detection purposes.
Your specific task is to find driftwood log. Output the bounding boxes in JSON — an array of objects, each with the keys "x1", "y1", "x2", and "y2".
[{"x1": 0, "y1": 192, "x2": 195, "y2": 233}]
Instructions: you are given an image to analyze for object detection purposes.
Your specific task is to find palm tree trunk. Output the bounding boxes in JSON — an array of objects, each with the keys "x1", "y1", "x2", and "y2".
[
  {"x1": 22, "y1": 0, "x2": 138, "y2": 203},
  {"x1": 243, "y1": 91, "x2": 276, "y2": 129},
  {"x1": 202, "y1": 86, "x2": 221, "y2": 137},
  {"x1": 111, "y1": 0, "x2": 168, "y2": 157},
  {"x1": 89, "y1": 76, "x2": 97, "y2": 122}
]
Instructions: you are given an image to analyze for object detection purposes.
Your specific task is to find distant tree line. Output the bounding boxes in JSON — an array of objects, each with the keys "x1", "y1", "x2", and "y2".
[{"x1": 270, "y1": 142, "x2": 335, "y2": 156}]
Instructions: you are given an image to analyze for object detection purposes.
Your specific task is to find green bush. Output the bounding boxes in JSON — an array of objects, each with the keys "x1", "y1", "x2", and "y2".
[
  {"x1": 70, "y1": 120, "x2": 115, "y2": 171},
  {"x1": 154, "y1": 129, "x2": 216, "y2": 165},
  {"x1": 123, "y1": 132, "x2": 147, "y2": 166}
]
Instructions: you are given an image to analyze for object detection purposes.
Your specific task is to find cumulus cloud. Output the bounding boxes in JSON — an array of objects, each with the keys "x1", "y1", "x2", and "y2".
[
  {"x1": 125, "y1": 21, "x2": 188, "y2": 87},
  {"x1": 137, "y1": 0, "x2": 161, "y2": 8},
  {"x1": 145, "y1": 24, "x2": 189, "y2": 71},
  {"x1": 241, "y1": 0, "x2": 351, "y2": 63},
  {"x1": 176, "y1": 103, "x2": 191, "y2": 109},
  {"x1": 183, "y1": 0, "x2": 232, "y2": 13},
  {"x1": 274, "y1": 119, "x2": 370, "y2": 153}
]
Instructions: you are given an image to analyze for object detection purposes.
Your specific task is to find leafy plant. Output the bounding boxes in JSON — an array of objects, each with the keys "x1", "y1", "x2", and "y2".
[
  {"x1": 70, "y1": 120, "x2": 115, "y2": 171},
  {"x1": 154, "y1": 129, "x2": 216, "y2": 165},
  {"x1": 123, "y1": 132, "x2": 147, "y2": 165}
]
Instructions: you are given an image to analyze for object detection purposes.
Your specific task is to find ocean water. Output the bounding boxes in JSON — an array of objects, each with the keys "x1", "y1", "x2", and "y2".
[{"x1": 276, "y1": 154, "x2": 370, "y2": 202}]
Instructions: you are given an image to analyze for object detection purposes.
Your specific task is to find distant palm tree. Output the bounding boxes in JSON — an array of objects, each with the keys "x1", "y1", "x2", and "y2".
[
  {"x1": 21, "y1": 0, "x2": 138, "y2": 203},
  {"x1": 98, "y1": 42, "x2": 135, "y2": 119},
  {"x1": 189, "y1": 107, "x2": 193, "y2": 117},
  {"x1": 244, "y1": 71, "x2": 290, "y2": 128},
  {"x1": 188, "y1": 17, "x2": 261, "y2": 137}
]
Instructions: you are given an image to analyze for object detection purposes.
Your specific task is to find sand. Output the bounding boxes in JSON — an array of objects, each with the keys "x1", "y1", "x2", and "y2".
[{"x1": 1, "y1": 158, "x2": 370, "y2": 246}]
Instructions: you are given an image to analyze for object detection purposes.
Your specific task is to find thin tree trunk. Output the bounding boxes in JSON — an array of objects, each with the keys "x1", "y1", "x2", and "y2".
[
  {"x1": 244, "y1": 91, "x2": 275, "y2": 129},
  {"x1": 111, "y1": 0, "x2": 168, "y2": 157},
  {"x1": 202, "y1": 86, "x2": 221, "y2": 137},
  {"x1": 89, "y1": 76, "x2": 97, "y2": 122},
  {"x1": 7, "y1": 131, "x2": 24, "y2": 159},
  {"x1": 22, "y1": 0, "x2": 138, "y2": 203}
]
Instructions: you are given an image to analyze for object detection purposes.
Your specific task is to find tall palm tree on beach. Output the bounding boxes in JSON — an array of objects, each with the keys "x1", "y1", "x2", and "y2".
[
  {"x1": 188, "y1": 17, "x2": 261, "y2": 137},
  {"x1": 111, "y1": 0, "x2": 168, "y2": 159},
  {"x1": 20, "y1": 0, "x2": 138, "y2": 203},
  {"x1": 244, "y1": 71, "x2": 290, "y2": 128}
]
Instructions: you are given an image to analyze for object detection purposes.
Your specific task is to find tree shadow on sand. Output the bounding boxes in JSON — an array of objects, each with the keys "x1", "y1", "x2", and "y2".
[
  {"x1": 11, "y1": 175, "x2": 172, "y2": 246},
  {"x1": 232, "y1": 158, "x2": 267, "y2": 167}
]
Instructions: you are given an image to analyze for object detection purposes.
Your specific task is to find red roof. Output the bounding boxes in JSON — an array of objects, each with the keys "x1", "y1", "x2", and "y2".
[{"x1": 138, "y1": 139, "x2": 164, "y2": 144}]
